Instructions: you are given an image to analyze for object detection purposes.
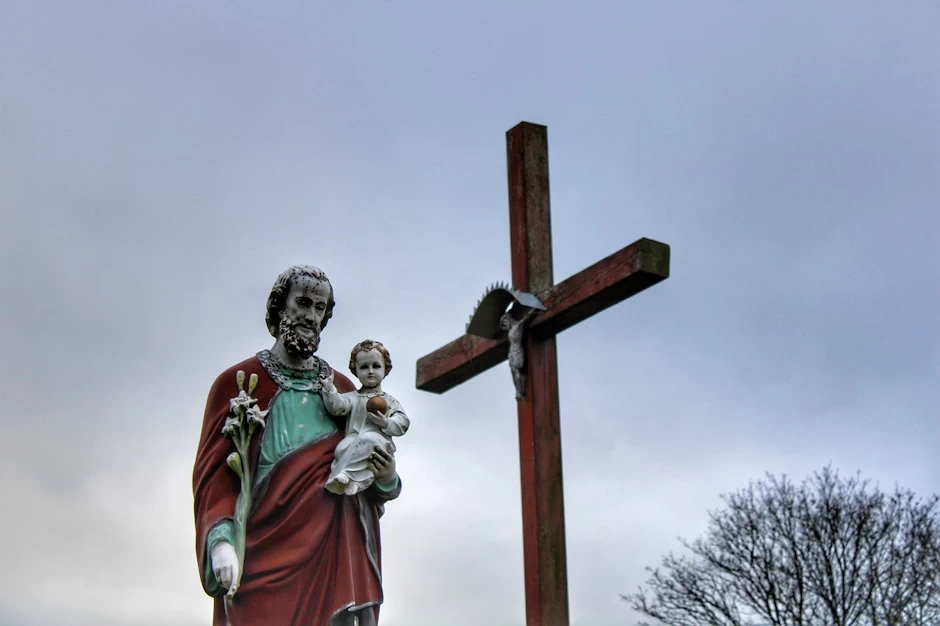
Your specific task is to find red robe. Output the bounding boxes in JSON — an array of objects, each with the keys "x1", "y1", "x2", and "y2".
[{"x1": 193, "y1": 355, "x2": 399, "y2": 625}]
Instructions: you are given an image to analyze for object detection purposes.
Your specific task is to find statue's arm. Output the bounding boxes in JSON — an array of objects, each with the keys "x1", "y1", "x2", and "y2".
[
  {"x1": 321, "y1": 385, "x2": 352, "y2": 416},
  {"x1": 205, "y1": 520, "x2": 235, "y2": 553},
  {"x1": 320, "y1": 366, "x2": 353, "y2": 416},
  {"x1": 193, "y1": 366, "x2": 243, "y2": 596},
  {"x1": 372, "y1": 473, "x2": 402, "y2": 501},
  {"x1": 368, "y1": 445, "x2": 402, "y2": 501},
  {"x1": 382, "y1": 395, "x2": 410, "y2": 438},
  {"x1": 365, "y1": 473, "x2": 402, "y2": 518},
  {"x1": 203, "y1": 520, "x2": 236, "y2": 593}
]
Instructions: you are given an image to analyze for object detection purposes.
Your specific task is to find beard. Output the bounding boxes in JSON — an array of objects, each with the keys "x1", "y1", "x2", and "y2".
[{"x1": 279, "y1": 317, "x2": 321, "y2": 359}]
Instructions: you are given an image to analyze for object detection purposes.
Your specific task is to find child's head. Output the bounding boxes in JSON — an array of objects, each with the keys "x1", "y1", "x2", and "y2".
[{"x1": 349, "y1": 340, "x2": 393, "y2": 388}]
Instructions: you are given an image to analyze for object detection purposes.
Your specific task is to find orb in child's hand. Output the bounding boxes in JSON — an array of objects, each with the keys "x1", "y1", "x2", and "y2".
[{"x1": 366, "y1": 396, "x2": 388, "y2": 415}]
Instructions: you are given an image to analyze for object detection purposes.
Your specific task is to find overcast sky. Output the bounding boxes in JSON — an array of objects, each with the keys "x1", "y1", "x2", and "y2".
[{"x1": 1, "y1": 2, "x2": 937, "y2": 625}]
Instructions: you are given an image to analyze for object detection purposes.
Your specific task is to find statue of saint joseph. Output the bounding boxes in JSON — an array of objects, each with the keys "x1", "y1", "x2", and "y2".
[{"x1": 193, "y1": 265, "x2": 401, "y2": 626}]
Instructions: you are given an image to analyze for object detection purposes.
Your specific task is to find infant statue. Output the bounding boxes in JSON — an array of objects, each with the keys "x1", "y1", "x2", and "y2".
[{"x1": 320, "y1": 339, "x2": 410, "y2": 495}]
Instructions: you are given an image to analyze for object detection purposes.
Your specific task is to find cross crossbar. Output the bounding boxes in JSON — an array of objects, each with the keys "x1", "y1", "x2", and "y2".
[{"x1": 415, "y1": 237, "x2": 669, "y2": 393}]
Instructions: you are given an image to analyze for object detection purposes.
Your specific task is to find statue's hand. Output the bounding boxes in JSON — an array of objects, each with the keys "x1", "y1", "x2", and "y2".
[
  {"x1": 369, "y1": 445, "x2": 396, "y2": 484},
  {"x1": 211, "y1": 541, "x2": 239, "y2": 592},
  {"x1": 321, "y1": 370, "x2": 336, "y2": 394},
  {"x1": 367, "y1": 410, "x2": 389, "y2": 430}
]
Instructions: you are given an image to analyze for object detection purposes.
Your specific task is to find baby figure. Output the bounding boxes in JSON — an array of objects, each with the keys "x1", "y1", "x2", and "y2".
[{"x1": 321, "y1": 339, "x2": 410, "y2": 495}]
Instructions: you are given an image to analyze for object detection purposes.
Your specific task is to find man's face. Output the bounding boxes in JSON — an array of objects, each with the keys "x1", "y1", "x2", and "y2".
[
  {"x1": 279, "y1": 275, "x2": 331, "y2": 358},
  {"x1": 499, "y1": 312, "x2": 512, "y2": 330}
]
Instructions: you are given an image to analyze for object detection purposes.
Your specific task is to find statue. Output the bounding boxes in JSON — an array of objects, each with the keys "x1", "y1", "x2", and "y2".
[
  {"x1": 192, "y1": 265, "x2": 403, "y2": 626},
  {"x1": 463, "y1": 282, "x2": 545, "y2": 400},
  {"x1": 500, "y1": 307, "x2": 538, "y2": 400},
  {"x1": 321, "y1": 340, "x2": 410, "y2": 496}
]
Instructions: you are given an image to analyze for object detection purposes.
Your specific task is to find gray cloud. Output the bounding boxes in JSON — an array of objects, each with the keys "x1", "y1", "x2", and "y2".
[{"x1": 1, "y1": 2, "x2": 937, "y2": 625}]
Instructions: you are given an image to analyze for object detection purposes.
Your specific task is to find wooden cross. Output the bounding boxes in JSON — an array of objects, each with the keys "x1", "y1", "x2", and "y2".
[{"x1": 415, "y1": 122, "x2": 670, "y2": 626}]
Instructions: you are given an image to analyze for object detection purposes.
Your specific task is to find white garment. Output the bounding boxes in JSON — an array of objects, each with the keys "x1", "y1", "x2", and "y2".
[{"x1": 321, "y1": 389, "x2": 409, "y2": 495}]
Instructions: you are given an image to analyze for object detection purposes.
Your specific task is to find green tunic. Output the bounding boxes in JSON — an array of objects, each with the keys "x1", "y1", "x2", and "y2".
[{"x1": 255, "y1": 366, "x2": 337, "y2": 485}]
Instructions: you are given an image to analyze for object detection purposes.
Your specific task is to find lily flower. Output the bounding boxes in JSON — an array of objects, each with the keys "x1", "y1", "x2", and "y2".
[
  {"x1": 221, "y1": 415, "x2": 241, "y2": 437},
  {"x1": 229, "y1": 390, "x2": 258, "y2": 416},
  {"x1": 246, "y1": 405, "x2": 269, "y2": 430}
]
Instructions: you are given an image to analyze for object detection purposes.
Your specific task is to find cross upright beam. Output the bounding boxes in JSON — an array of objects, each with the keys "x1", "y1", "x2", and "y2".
[
  {"x1": 508, "y1": 122, "x2": 554, "y2": 294},
  {"x1": 507, "y1": 123, "x2": 567, "y2": 626},
  {"x1": 415, "y1": 122, "x2": 671, "y2": 626}
]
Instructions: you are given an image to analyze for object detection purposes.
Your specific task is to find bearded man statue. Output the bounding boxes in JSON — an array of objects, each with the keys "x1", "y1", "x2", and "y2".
[{"x1": 193, "y1": 265, "x2": 401, "y2": 626}]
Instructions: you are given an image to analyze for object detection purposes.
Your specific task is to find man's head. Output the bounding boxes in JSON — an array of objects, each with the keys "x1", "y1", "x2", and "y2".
[
  {"x1": 266, "y1": 265, "x2": 336, "y2": 359},
  {"x1": 498, "y1": 311, "x2": 513, "y2": 330}
]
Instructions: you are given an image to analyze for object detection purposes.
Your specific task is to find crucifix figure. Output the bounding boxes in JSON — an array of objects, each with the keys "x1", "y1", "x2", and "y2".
[
  {"x1": 500, "y1": 306, "x2": 538, "y2": 400},
  {"x1": 415, "y1": 122, "x2": 670, "y2": 626}
]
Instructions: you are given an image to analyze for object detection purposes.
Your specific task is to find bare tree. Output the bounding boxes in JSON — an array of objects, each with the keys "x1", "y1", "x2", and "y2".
[{"x1": 625, "y1": 467, "x2": 940, "y2": 626}]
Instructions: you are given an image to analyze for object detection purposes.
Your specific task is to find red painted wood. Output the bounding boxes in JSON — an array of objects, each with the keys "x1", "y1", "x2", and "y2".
[
  {"x1": 414, "y1": 237, "x2": 669, "y2": 393},
  {"x1": 530, "y1": 237, "x2": 670, "y2": 339},
  {"x1": 507, "y1": 122, "x2": 554, "y2": 294},
  {"x1": 413, "y1": 122, "x2": 671, "y2": 626},
  {"x1": 506, "y1": 122, "x2": 570, "y2": 626},
  {"x1": 517, "y1": 335, "x2": 567, "y2": 626},
  {"x1": 414, "y1": 334, "x2": 504, "y2": 394}
]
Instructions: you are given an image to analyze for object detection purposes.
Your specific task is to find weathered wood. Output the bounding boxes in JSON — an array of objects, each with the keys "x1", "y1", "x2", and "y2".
[
  {"x1": 414, "y1": 121, "x2": 671, "y2": 626},
  {"x1": 531, "y1": 237, "x2": 670, "y2": 339},
  {"x1": 507, "y1": 122, "x2": 554, "y2": 294},
  {"x1": 414, "y1": 334, "x2": 505, "y2": 394},
  {"x1": 507, "y1": 122, "x2": 570, "y2": 626},
  {"x1": 414, "y1": 237, "x2": 670, "y2": 393},
  {"x1": 517, "y1": 335, "x2": 567, "y2": 626}
]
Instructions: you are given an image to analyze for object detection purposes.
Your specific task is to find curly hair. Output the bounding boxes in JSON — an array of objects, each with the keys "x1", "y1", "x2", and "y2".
[
  {"x1": 265, "y1": 265, "x2": 336, "y2": 338},
  {"x1": 348, "y1": 339, "x2": 393, "y2": 377}
]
